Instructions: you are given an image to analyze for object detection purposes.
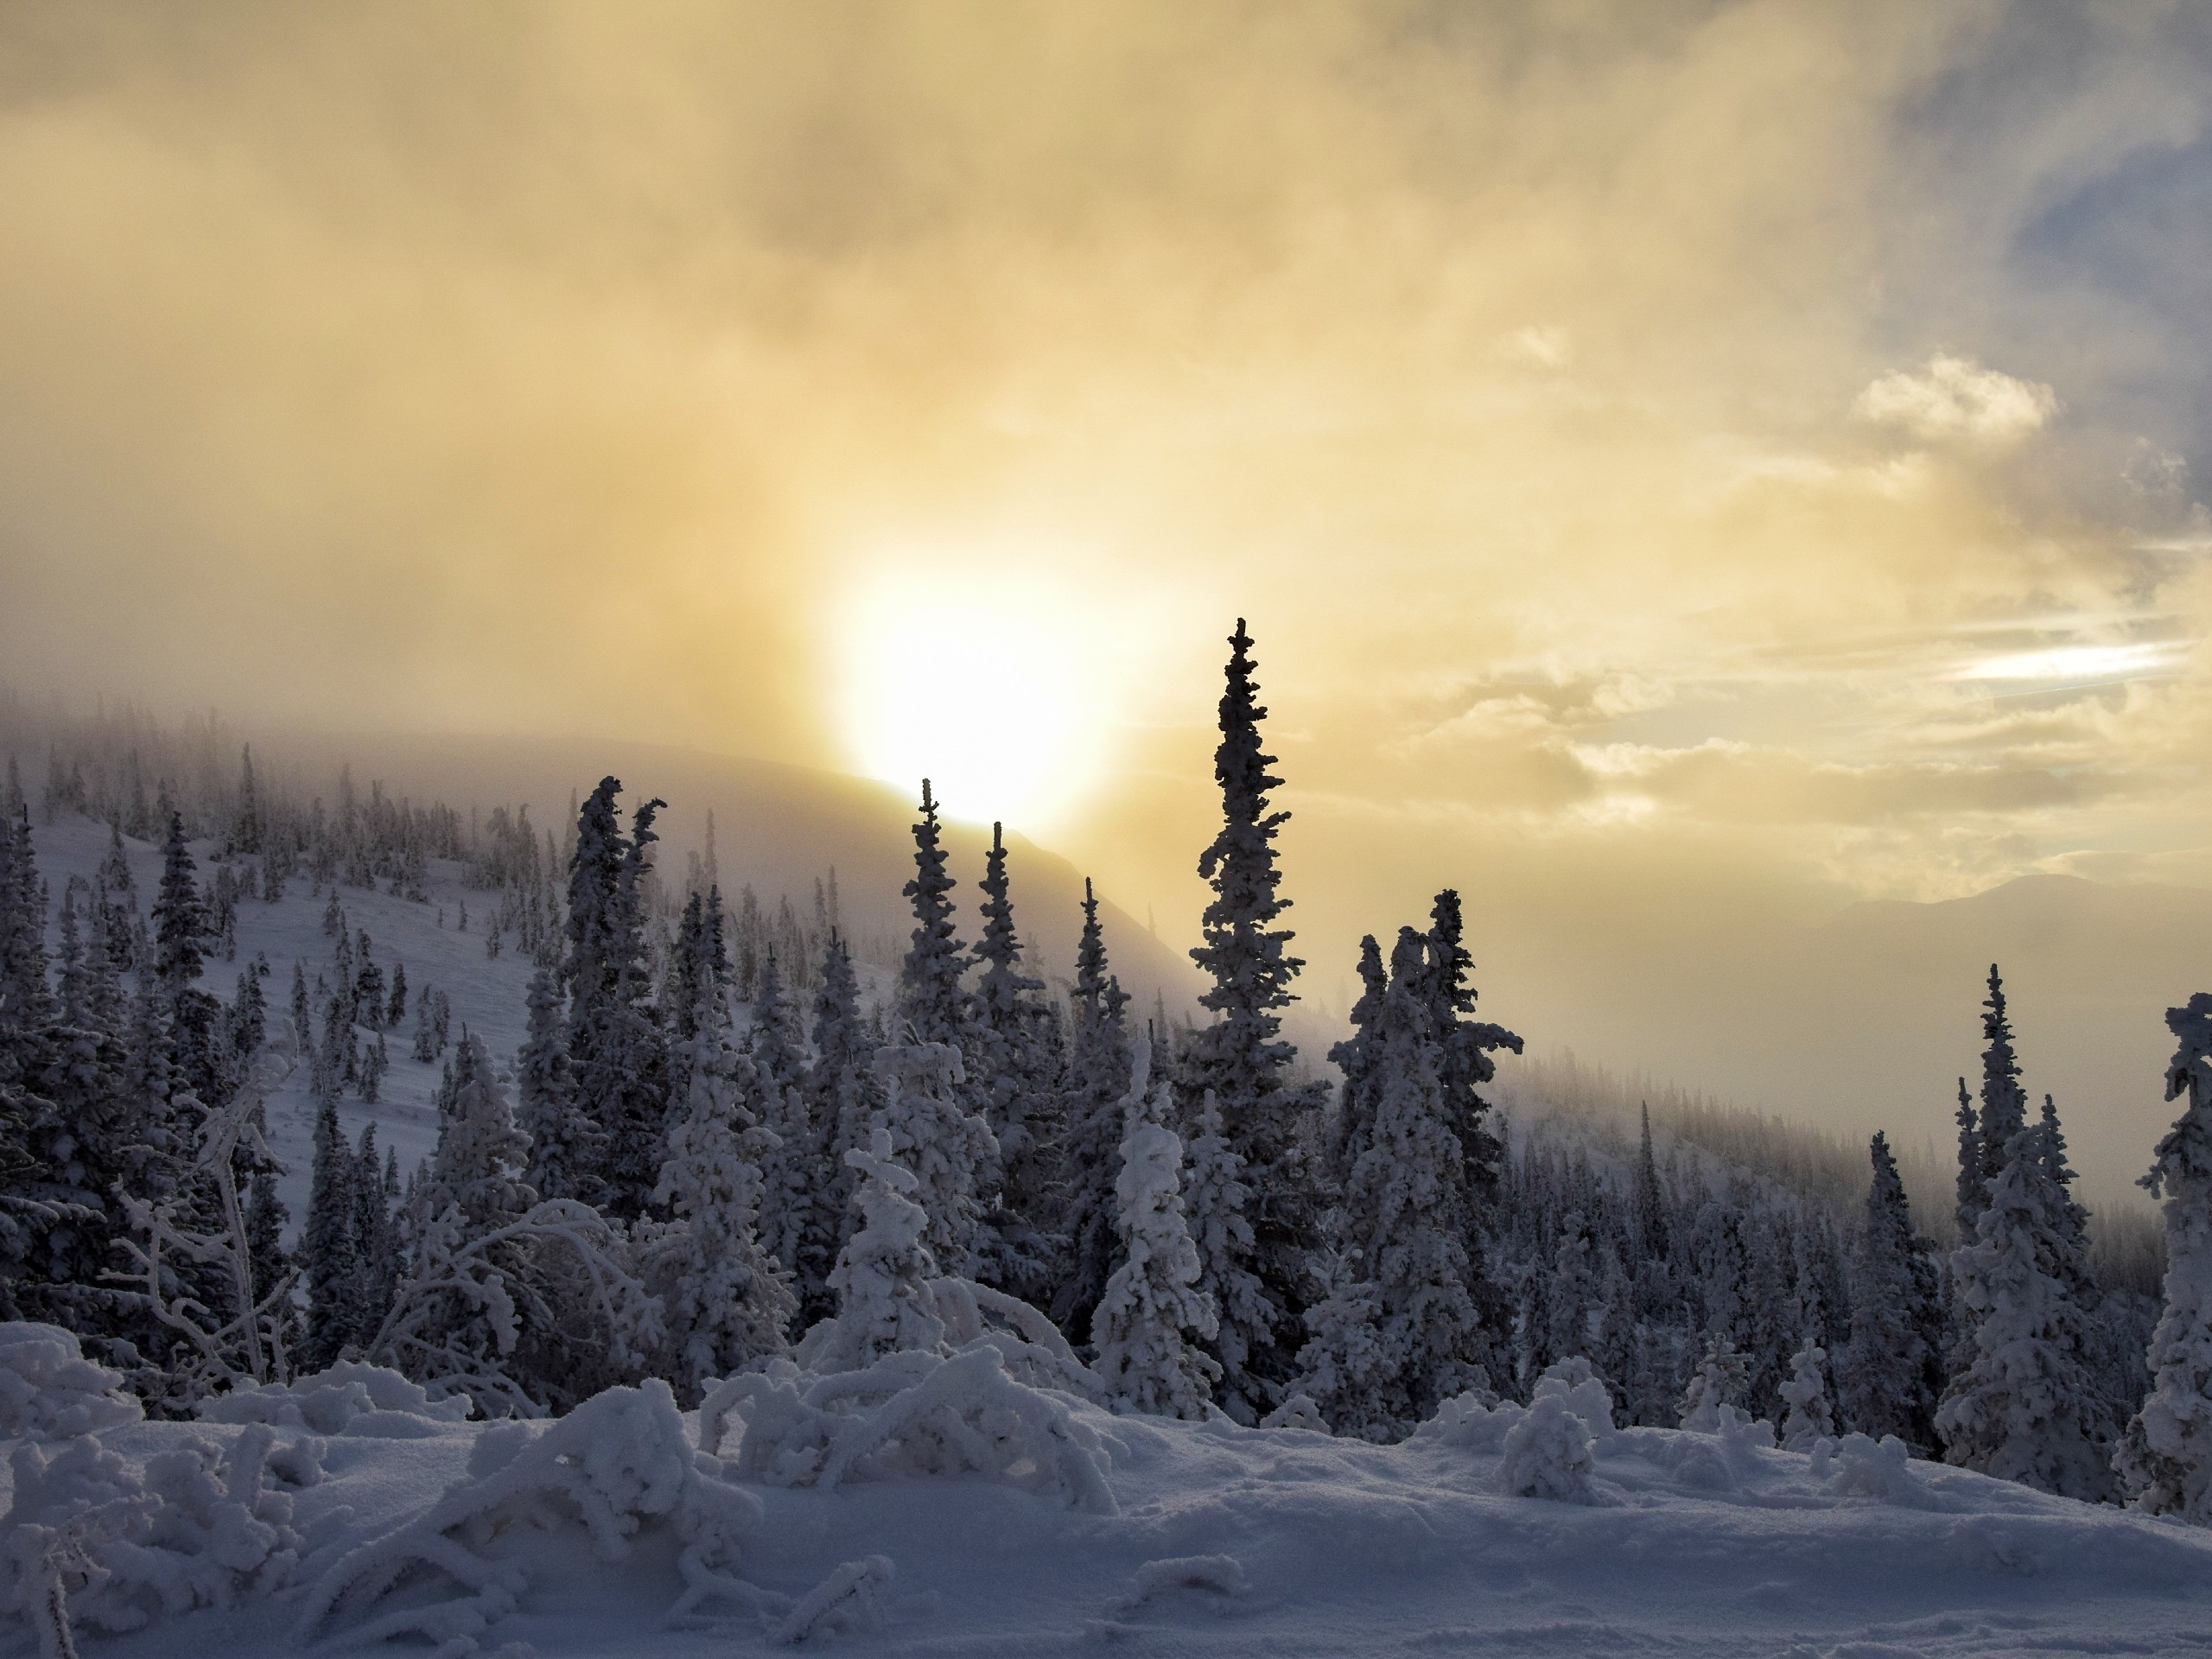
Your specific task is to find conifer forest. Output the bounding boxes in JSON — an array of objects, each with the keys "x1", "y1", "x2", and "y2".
[{"x1": 5, "y1": 622, "x2": 2212, "y2": 1655}]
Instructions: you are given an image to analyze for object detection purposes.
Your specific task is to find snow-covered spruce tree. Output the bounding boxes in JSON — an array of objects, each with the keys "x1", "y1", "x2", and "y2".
[
  {"x1": 150, "y1": 811, "x2": 223, "y2": 1105},
  {"x1": 1416, "y1": 888, "x2": 1522, "y2": 1252},
  {"x1": 349, "y1": 1123, "x2": 400, "y2": 1343},
  {"x1": 1679, "y1": 1331, "x2": 1751, "y2": 1431},
  {"x1": 1778, "y1": 1338, "x2": 1836, "y2": 1451},
  {"x1": 1091, "y1": 1041, "x2": 1220, "y2": 1418},
  {"x1": 1052, "y1": 877, "x2": 1135, "y2": 1343},
  {"x1": 1180, "y1": 1087, "x2": 1271, "y2": 1415},
  {"x1": 517, "y1": 967, "x2": 592, "y2": 1202},
  {"x1": 1182, "y1": 619, "x2": 1327, "y2": 1419},
  {"x1": 300, "y1": 1094, "x2": 359, "y2": 1369},
  {"x1": 2116, "y1": 993, "x2": 2212, "y2": 1519},
  {"x1": 753, "y1": 950, "x2": 834, "y2": 1317},
  {"x1": 1325, "y1": 933, "x2": 1389, "y2": 1177},
  {"x1": 802, "y1": 1126, "x2": 948, "y2": 1370},
  {"x1": 648, "y1": 999, "x2": 794, "y2": 1402},
  {"x1": 562, "y1": 779, "x2": 670, "y2": 1217},
  {"x1": 1936, "y1": 1121, "x2": 2117, "y2": 1501},
  {"x1": 1303, "y1": 927, "x2": 1499, "y2": 1440},
  {"x1": 1952, "y1": 964, "x2": 2027, "y2": 1249},
  {"x1": 968, "y1": 822, "x2": 1062, "y2": 1305},
  {"x1": 873, "y1": 1040, "x2": 996, "y2": 1279},
  {"x1": 805, "y1": 932, "x2": 875, "y2": 1288},
  {"x1": 1838, "y1": 1131, "x2": 1942, "y2": 1449},
  {"x1": 1632, "y1": 1103, "x2": 1670, "y2": 1263},
  {"x1": 1977, "y1": 965, "x2": 2031, "y2": 1193},
  {"x1": 425, "y1": 1032, "x2": 536, "y2": 1234},
  {"x1": 664, "y1": 884, "x2": 730, "y2": 1107}
]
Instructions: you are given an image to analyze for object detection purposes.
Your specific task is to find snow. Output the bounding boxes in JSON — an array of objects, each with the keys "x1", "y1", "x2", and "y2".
[{"x1": 10, "y1": 1336, "x2": 2212, "y2": 1656}]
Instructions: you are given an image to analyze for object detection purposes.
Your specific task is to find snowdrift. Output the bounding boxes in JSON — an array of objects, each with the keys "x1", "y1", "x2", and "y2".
[{"x1": 9, "y1": 1327, "x2": 2212, "y2": 1657}]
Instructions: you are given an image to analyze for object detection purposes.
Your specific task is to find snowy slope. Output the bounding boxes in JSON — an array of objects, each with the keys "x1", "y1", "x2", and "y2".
[
  {"x1": 28, "y1": 811, "x2": 538, "y2": 1232},
  {"x1": 15, "y1": 1363, "x2": 2212, "y2": 1658}
]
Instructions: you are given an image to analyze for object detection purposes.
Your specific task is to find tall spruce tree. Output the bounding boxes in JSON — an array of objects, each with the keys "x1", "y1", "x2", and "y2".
[
  {"x1": 968, "y1": 822, "x2": 1060, "y2": 1303},
  {"x1": 1182, "y1": 619, "x2": 1325, "y2": 1418},
  {"x1": 1954, "y1": 1076, "x2": 1982, "y2": 1244},
  {"x1": 2117, "y1": 993, "x2": 2212, "y2": 1519},
  {"x1": 301, "y1": 1094, "x2": 360, "y2": 1368},
  {"x1": 562, "y1": 780, "x2": 669, "y2": 1217},
  {"x1": 1937, "y1": 1118, "x2": 2117, "y2": 1501},
  {"x1": 753, "y1": 950, "x2": 832, "y2": 1317},
  {"x1": 1302, "y1": 927, "x2": 1497, "y2": 1440},
  {"x1": 1326, "y1": 935, "x2": 1389, "y2": 1177},
  {"x1": 897, "y1": 779, "x2": 971, "y2": 1047},
  {"x1": 804, "y1": 933, "x2": 874, "y2": 1294},
  {"x1": 1838, "y1": 1131, "x2": 1942, "y2": 1449},
  {"x1": 1976, "y1": 964, "x2": 2030, "y2": 1198},
  {"x1": 1052, "y1": 877, "x2": 1135, "y2": 1342}
]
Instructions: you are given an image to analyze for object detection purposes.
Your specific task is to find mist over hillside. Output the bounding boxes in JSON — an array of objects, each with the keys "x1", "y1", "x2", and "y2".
[{"x1": 0, "y1": 696, "x2": 1204, "y2": 1014}]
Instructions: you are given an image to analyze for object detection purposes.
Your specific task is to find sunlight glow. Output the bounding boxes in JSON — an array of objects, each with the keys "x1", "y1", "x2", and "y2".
[
  {"x1": 836, "y1": 557, "x2": 1122, "y2": 832},
  {"x1": 1952, "y1": 641, "x2": 2184, "y2": 683}
]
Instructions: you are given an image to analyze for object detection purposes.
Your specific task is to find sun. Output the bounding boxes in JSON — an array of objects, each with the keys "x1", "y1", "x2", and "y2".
[{"x1": 836, "y1": 562, "x2": 1116, "y2": 831}]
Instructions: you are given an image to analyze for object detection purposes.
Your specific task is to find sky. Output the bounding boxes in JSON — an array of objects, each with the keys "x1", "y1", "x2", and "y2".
[{"x1": 3, "y1": 3, "x2": 2211, "y2": 1172}]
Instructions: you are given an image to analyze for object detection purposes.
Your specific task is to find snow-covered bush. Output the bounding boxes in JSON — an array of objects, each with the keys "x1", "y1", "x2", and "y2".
[
  {"x1": 1497, "y1": 1393, "x2": 1598, "y2": 1503},
  {"x1": 1778, "y1": 1338, "x2": 1836, "y2": 1452},
  {"x1": 1091, "y1": 1054, "x2": 1221, "y2": 1421},
  {"x1": 0, "y1": 1324, "x2": 142, "y2": 1440},
  {"x1": 1534, "y1": 1357, "x2": 1616, "y2": 1436},
  {"x1": 699, "y1": 1344, "x2": 1116, "y2": 1514},
  {"x1": 1260, "y1": 1393, "x2": 1331, "y2": 1433},
  {"x1": 797, "y1": 1128, "x2": 949, "y2": 1372},
  {"x1": 1679, "y1": 1332, "x2": 1751, "y2": 1432},
  {"x1": 196, "y1": 1359, "x2": 474, "y2": 1436},
  {"x1": 302, "y1": 1377, "x2": 769, "y2": 1649},
  {"x1": 796, "y1": 1128, "x2": 1094, "y2": 1398},
  {"x1": 1815, "y1": 1431, "x2": 1923, "y2": 1503},
  {"x1": 3, "y1": 1421, "x2": 321, "y2": 1654}
]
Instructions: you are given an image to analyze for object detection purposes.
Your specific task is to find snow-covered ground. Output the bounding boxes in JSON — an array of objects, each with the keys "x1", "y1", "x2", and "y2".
[{"x1": 6, "y1": 1331, "x2": 2210, "y2": 1659}]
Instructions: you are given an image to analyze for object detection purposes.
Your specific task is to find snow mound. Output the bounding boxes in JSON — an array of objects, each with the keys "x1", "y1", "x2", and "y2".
[
  {"x1": 3, "y1": 1421, "x2": 321, "y2": 1651},
  {"x1": 196, "y1": 1359, "x2": 477, "y2": 1437},
  {"x1": 0, "y1": 1323, "x2": 143, "y2": 1440},
  {"x1": 1113, "y1": 1553, "x2": 1248, "y2": 1611},
  {"x1": 302, "y1": 1376, "x2": 766, "y2": 1649},
  {"x1": 1814, "y1": 1431, "x2": 1927, "y2": 1503},
  {"x1": 1497, "y1": 1393, "x2": 1600, "y2": 1503},
  {"x1": 702, "y1": 1344, "x2": 1116, "y2": 1514}
]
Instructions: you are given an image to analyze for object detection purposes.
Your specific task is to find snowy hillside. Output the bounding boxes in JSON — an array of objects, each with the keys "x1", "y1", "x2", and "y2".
[
  {"x1": 29, "y1": 810, "x2": 534, "y2": 1236},
  {"x1": 9, "y1": 1327, "x2": 2212, "y2": 1658},
  {"x1": 22, "y1": 810, "x2": 895, "y2": 1246}
]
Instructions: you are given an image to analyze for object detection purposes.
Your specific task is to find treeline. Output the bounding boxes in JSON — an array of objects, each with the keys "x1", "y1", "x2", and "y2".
[{"x1": 4, "y1": 626, "x2": 2212, "y2": 1525}]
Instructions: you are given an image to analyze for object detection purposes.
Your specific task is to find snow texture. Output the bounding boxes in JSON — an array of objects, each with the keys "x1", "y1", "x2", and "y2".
[{"x1": 10, "y1": 1329, "x2": 2212, "y2": 1655}]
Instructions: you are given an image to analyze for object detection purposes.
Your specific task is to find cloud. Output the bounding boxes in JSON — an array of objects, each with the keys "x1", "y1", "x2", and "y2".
[{"x1": 1852, "y1": 353, "x2": 2059, "y2": 445}]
